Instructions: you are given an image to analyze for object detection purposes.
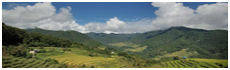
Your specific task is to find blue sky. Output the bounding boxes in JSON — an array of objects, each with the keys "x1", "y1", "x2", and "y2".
[
  {"x1": 2, "y1": 2, "x2": 227, "y2": 34},
  {"x1": 2, "y1": 2, "x2": 216, "y2": 25}
]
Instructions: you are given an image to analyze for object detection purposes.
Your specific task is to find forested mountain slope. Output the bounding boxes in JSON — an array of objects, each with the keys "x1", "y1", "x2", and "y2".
[{"x1": 25, "y1": 28, "x2": 102, "y2": 47}]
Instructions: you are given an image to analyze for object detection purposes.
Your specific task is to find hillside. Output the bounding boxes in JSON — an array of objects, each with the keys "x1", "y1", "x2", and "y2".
[
  {"x1": 25, "y1": 28, "x2": 102, "y2": 47},
  {"x1": 134, "y1": 26, "x2": 228, "y2": 59},
  {"x1": 2, "y1": 23, "x2": 228, "y2": 68},
  {"x1": 3, "y1": 23, "x2": 146, "y2": 68},
  {"x1": 87, "y1": 26, "x2": 228, "y2": 59},
  {"x1": 86, "y1": 32, "x2": 139, "y2": 44}
]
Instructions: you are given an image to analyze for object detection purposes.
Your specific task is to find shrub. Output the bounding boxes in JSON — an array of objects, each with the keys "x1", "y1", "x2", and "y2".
[
  {"x1": 90, "y1": 65, "x2": 94, "y2": 68},
  {"x1": 10, "y1": 46, "x2": 27, "y2": 57},
  {"x1": 173, "y1": 56, "x2": 180, "y2": 60},
  {"x1": 26, "y1": 53, "x2": 33, "y2": 59},
  {"x1": 45, "y1": 58, "x2": 59, "y2": 64}
]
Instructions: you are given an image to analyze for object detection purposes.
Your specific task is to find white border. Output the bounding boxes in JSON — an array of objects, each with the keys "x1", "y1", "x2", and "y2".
[{"x1": 1, "y1": 0, "x2": 229, "y2": 70}]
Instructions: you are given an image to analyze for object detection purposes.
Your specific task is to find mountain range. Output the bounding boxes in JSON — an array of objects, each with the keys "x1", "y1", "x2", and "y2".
[{"x1": 25, "y1": 26, "x2": 228, "y2": 59}]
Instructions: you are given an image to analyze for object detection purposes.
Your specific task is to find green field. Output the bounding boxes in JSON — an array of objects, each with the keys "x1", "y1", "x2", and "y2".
[
  {"x1": 22, "y1": 47, "x2": 133, "y2": 68},
  {"x1": 149, "y1": 58, "x2": 228, "y2": 68},
  {"x1": 2, "y1": 47, "x2": 228, "y2": 68},
  {"x1": 2, "y1": 56, "x2": 66, "y2": 68}
]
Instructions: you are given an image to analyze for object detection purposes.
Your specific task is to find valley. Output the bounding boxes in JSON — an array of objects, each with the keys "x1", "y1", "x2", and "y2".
[{"x1": 2, "y1": 22, "x2": 228, "y2": 68}]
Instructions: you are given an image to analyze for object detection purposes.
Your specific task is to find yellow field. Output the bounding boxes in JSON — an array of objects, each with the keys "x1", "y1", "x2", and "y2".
[
  {"x1": 28, "y1": 47, "x2": 131, "y2": 68},
  {"x1": 163, "y1": 49, "x2": 189, "y2": 57},
  {"x1": 109, "y1": 42, "x2": 139, "y2": 48},
  {"x1": 190, "y1": 58, "x2": 228, "y2": 67},
  {"x1": 125, "y1": 46, "x2": 147, "y2": 52},
  {"x1": 48, "y1": 52, "x2": 115, "y2": 66},
  {"x1": 153, "y1": 49, "x2": 189, "y2": 60},
  {"x1": 109, "y1": 42, "x2": 147, "y2": 52}
]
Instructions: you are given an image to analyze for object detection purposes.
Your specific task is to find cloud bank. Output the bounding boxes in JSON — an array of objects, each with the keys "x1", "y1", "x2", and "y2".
[
  {"x1": 2, "y1": 2, "x2": 228, "y2": 34},
  {"x1": 2, "y1": 2, "x2": 85, "y2": 32}
]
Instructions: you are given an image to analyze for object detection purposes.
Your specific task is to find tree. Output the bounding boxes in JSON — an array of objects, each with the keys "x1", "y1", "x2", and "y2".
[
  {"x1": 10, "y1": 46, "x2": 27, "y2": 57},
  {"x1": 2, "y1": 22, "x2": 29, "y2": 46},
  {"x1": 173, "y1": 56, "x2": 180, "y2": 60}
]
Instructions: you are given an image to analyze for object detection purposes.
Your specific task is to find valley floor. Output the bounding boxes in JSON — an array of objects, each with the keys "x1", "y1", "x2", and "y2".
[{"x1": 2, "y1": 47, "x2": 228, "y2": 68}]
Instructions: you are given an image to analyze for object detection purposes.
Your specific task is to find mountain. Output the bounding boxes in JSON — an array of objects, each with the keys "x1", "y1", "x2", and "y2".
[
  {"x1": 86, "y1": 32, "x2": 139, "y2": 44},
  {"x1": 133, "y1": 26, "x2": 228, "y2": 59},
  {"x1": 87, "y1": 26, "x2": 228, "y2": 59},
  {"x1": 25, "y1": 28, "x2": 102, "y2": 47}
]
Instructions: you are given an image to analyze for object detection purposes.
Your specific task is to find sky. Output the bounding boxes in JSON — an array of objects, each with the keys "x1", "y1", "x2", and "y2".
[{"x1": 2, "y1": 2, "x2": 228, "y2": 34}]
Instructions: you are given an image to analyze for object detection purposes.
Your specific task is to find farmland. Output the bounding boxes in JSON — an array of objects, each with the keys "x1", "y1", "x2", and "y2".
[
  {"x1": 2, "y1": 47, "x2": 140, "y2": 68},
  {"x1": 109, "y1": 42, "x2": 147, "y2": 52},
  {"x1": 149, "y1": 58, "x2": 228, "y2": 68},
  {"x1": 48, "y1": 52, "x2": 115, "y2": 67},
  {"x1": 2, "y1": 56, "x2": 67, "y2": 68}
]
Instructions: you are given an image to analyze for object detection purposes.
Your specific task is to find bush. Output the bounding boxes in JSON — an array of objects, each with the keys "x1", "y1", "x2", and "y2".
[
  {"x1": 45, "y1": 58, "x2": 59, "y2": 64},
  {"x1": 173, "y1": 56, "x2": 180, "y2": 60},
  {"x1": 10, "y1": 46, "x2": 27, "y2": 57},
  {"x1": 26, "y1": 53, "x2": 33, "y2": 59},
  {"x1": 89, "y1": 54, "x2": 94, "y2": 57},
  {"x1": 90, "y1": 65, "x2": 94, "y2": 68}
]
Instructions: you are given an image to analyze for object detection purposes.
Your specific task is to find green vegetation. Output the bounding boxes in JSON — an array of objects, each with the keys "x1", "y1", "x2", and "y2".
[
  {"x1": 109, "y1": 42, "x2": 147, "y2": 52},
  {"x1": 2, "y1": 22, "x2": 228, "y2": 68},
  {"x1": 149, "y1": 59, "x2": 228, "y2": 68},
  {"x1": 153, "y1": 49, "x2": 195, "y2": 60},
  {"x1": 133, "y1": 26, "x2": 228, "y2": 59},
  {"x1": 86, "y1": 32, "x2": 139, "y2": 44},
  {"x1": 26, "y1": 28, "x2": 102, "y2": 47},
  {"x1": 87, "y1": 26, "x2": 228, "y2": 59},
  {"x1": 2, "y1": 23, "x2": 29, "y2": 46},
  {"x1": 2, "y1": 56, "x2": 67, "y2": 68}
]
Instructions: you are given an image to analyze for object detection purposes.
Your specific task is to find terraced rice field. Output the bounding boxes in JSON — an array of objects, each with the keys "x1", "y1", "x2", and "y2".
[
  {"x1": 164, "y1": 59, "x2": 228, "y2": 68},
  {"x1": 48, "y1": 52, "x2": 117, "y2": 67},
  {"x1": 2, "y1": 57, "x2": 66, "y2": 68}
]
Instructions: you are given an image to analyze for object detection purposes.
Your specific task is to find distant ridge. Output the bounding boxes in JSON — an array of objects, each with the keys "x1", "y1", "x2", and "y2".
[
  {"x1": 25, "y1": 28, "x2": 102, "y2": 47},
  {"x1": 87, "y1": 26, "x2": 228, "y2": 59}
]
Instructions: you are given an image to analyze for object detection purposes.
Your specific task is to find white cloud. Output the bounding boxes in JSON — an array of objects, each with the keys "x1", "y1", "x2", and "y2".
[
  {"x1": 2, "y1": 2, "x2": 228, "y2": 34},
  {"x1": 2, "y1": 2, "x2": 85, "y2": 32},
  {"x1": 151, "y1": 2, "x2": 228, "y2": 30},
  {"x1": 84, "y1": 17, "x2": 126, "y2": 34},
  {"x1": 83, "y1": 2, "x2": 227, "y2": 34}
]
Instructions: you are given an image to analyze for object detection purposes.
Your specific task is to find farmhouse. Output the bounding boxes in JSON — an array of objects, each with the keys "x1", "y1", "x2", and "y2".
[
  {"x1": 29, "y1": 51, "x2": 36, "y2": 54},
  {"x1": 183, "y1": 56, "x2": 187, "y2": 59}
]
